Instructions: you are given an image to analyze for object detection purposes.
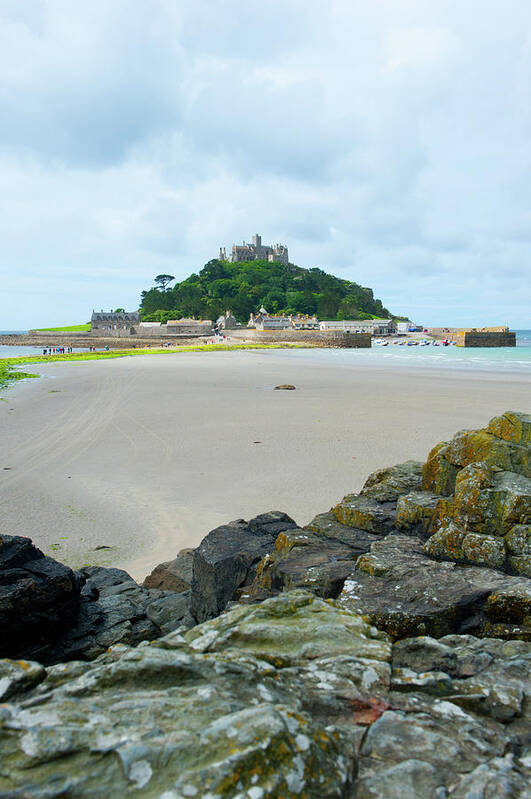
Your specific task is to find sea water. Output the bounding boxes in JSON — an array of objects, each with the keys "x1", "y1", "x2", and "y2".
[
  {"x1": 0, "y1": 331, "x2": 89, "y2": 357},
  {"x1": 270, "y1": 330, "x2": 531, "y2": 375},
  {"x1": 1, "y1": 330, "x2": 530, "y2": 373}
]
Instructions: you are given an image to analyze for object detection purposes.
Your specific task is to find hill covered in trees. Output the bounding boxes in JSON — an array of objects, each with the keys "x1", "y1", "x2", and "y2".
[{"x1": 140, "y1": 259, "x2": 399, "y2": 323}]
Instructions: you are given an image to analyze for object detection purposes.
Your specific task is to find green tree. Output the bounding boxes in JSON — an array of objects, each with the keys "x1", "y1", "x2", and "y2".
[
  {"x1": 154, "y1": 274, "x2": 175, "y2": 290},
  {"x1": 140, "y1": 258, "x2": 396, "y2": 323}
]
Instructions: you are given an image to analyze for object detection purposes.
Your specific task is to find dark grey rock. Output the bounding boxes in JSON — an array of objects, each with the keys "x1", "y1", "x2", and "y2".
[
  {"x1": 0, "y1": 534, "x2": 80, "y2": 660},
  {"x1": 305, "y1": 510, "x2": 381, "y2": 552},
  {"x1": 337, "y1": 534, "x2": 528, "y2": 640},
  {"x1": 37, "y1": 566, "x2": 192, "y2": 663},
  {"x1": 249, "y1": 524, "x2": 368, "y2": 600},
  {"x1": 190, "y1": 511, "x2": 297, "y2": 622}
]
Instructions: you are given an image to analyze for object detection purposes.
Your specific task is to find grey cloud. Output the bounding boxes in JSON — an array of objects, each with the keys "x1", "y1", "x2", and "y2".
[{"x1": 0, "y1": 0, "x2": 530, "y2": 328}]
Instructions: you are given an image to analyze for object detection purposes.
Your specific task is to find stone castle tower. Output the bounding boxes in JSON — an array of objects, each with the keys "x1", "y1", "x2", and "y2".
[{"x1": 219, "y1": 234, "x2": 288, "y2": 265}]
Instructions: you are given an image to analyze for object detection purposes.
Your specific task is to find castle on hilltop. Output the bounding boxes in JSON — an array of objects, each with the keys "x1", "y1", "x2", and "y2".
[{"x1": 219, "y1": 234, "x2": 289, "y2": 265}]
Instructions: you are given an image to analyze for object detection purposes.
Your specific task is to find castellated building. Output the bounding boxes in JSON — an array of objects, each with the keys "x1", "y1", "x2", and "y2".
[{"x1": 219, "y1": 234, "x2": 289, "y2": 265}]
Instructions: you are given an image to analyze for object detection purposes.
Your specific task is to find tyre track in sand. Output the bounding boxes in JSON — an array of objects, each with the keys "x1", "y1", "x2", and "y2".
[{"x1": 0, "y1": 368, "x2": 136, "y2": 497}]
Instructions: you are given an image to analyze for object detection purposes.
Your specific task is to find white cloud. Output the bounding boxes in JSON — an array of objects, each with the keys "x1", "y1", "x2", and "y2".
[{"x1": 0, "y1": 0, "x2": 530, "y2": 328}]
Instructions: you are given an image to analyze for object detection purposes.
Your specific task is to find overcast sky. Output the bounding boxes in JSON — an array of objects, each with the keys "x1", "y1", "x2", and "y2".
[{"x1": 1, "y1": 0, "x2": 530, "y2": 328}]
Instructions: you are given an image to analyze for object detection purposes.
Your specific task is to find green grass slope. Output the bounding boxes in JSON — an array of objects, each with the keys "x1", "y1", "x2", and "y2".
[{"x1": 33, "y1": 324, "x2": 91, "y2": 332}]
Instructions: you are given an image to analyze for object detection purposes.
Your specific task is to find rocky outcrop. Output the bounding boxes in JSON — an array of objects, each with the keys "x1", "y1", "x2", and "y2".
[
  {"x1": 337, "y1": 535, "x2": 530, "y2": 640},
  {"x1": 0, "y1": 591, "x2": 529, "y2": 798},
  {"x1": 421, "y1": 412, "x2": 531, "y2": 575},
  {"x1": 249, "y1": 512, "x2": 379, "y2": 599},
  {"x1": 190, "y1": 511, "x2": 298, "y2": 622},
  {"x1": 37, "y1": 566, "x2": 192, "y2": 664},
  {"x1": 246, "y1": 413, "x2": 531, "y2": 641},
  {"x1": 332, "y1": 460, "x2": 423, "y2": 534},
  {"x1": 0, "y1": 538, "x2": 192, "y2": 666},
  {"x1": 0, "y1": 535, "x2": 80, "y2": 660}
]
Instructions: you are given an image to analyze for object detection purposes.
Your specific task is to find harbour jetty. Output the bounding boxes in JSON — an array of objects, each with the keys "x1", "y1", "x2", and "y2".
[
  {"x1": 427, "y1": 326, "x2": 516, "y2": 347},
  {"x1": 1, "y1": 411, "x2": 529, "y2": 797}
]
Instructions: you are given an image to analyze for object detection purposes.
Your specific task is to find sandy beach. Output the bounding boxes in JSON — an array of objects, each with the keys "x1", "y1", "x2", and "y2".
[{"x1": 1, "y1": 349, "x2": 529, "y2": 581}]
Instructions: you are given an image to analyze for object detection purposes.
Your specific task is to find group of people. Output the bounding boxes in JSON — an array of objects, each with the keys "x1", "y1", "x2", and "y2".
[
  {"x1": 41, "y1": 345, "x2": 111, "y2": 355},
  {"x1": 42, "y1": 346, "x2": 73, "y2": 355}
]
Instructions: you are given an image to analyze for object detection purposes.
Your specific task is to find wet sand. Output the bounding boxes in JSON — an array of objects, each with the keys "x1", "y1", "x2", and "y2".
[{"x1": 1, "y1": 350, "x2": 529, "y2": 580}]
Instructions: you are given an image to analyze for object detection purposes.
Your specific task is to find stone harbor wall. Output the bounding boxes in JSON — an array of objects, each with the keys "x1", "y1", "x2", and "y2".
[
  {"x1": 428, "y1": 328, "x2": 517, "y2": 347},
  {"x1": 231, "y1": 328, "x2": 372, "y2": 347},
  {"x1": 458, "y1": 330, "x2": 516, "y2": 347},
  {"x1": 0, "y1": 409, "x2": 529, "y2": 797}
]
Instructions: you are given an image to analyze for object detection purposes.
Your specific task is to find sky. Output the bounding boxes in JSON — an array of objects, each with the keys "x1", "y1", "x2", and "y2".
[{"x1": 0, "y1": 0, "x2": 530, "y2": 329}]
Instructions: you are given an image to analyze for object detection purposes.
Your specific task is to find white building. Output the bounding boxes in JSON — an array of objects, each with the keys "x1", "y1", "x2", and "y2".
[
  {"x1": 320, "y1": 319, "x2": 395, "y2": 335},
  {"x1": 289, "y1": 315, "x2": 319, "y2": 330},
  {"x1": 248, "y1": 305, "x2": 290, "y2": 330}
]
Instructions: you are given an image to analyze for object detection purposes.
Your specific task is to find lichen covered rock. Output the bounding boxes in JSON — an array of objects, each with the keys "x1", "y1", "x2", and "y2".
[
  {"x1": 1, "y1": 592, "x2": 530, "y2": 798},
  {"x1": 337, "y1": 534, "x2": 530, "y2": 640},
  {"x1": 0, "y1": 593, "x2": 388, "y2": 798},
  {"x1": 249, "y1": 517, "x2": 377, "y2": 600},
  {"x1": 487, "y1": 410, "x2": 531, "y2": 447},
  {"x1": 444, "y1": 429, "x2": 530, "y2": 477},
  {"x1": 361, "y1": 460, "x2": 424, "y2": 502},
  {"x1": 421, "y1": 413, "x2": 531, "y2": 575},
  {"x1": 422, "y1": 441, "x2": 459, "y2": 496},
  {"x1": 332, "y1": 494, "x2": 397, "y2": 534},
  {"x1": 395, "y1": 491, "x2": 442, "y2": 537}
]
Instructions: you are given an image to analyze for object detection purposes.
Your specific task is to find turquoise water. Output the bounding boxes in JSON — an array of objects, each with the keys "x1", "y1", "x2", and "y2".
[
  {"x1": 278, "y1": 330, "x2": 531, "y2": 374},
  {"x1": 1, "y1": 330, "x2": 530, "y2": 373}
]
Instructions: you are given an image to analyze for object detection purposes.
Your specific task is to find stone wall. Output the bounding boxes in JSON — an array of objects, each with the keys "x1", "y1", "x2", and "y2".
[
  {"x1": 4, "y1": 330, "x2": 371, "y2": 349},
  {"x1": 428, "y1": 327, "x2": 516, "y2": 347},
  {"x1": 458, "y1": 331, "x2": 516, "y2": 347},
  {"x1": 230, "y1": 329, "x2": 371, "y2": 347},
  {"x1": 0, "y1": 333, "x2": 209, "y2": 349}
]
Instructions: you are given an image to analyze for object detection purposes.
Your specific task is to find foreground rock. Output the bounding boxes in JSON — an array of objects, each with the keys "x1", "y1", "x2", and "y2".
[
  {"x1": 337, "y1": 534, "x2": 531, "y2": 640},
  {"x1": 422, "y1": 411, "x2": 531, "y2": 575},
  {"x1": 39, "y1": 566, "x2": 192, "y2": 664},
  {"x1": 0, "y1": 591, "x2": 529, "y2": 797},
  {"x1": 0, "y1": 535, "x2": 79, "y2": 660},
  {"x1": 0, "y1": 537, "x2": 192, "y2": 666}
]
